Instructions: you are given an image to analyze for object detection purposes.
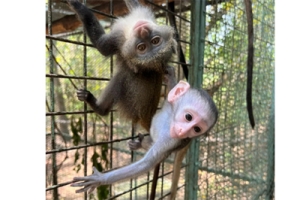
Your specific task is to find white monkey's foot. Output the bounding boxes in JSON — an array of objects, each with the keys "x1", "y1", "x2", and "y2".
[{"x1": 128, "y1": 133, "x2": 144, "y2": 151}]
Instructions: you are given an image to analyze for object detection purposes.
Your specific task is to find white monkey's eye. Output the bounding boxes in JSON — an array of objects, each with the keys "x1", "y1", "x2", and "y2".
[
  {"x1": 194, "y1": 126, "x2": 201, "y2": 133},
  {"x1": 151, "y1": 36, "x2": 161, "y2": 45},
  {"x1": 137, "y1": 43, "x2": 147, "y2": 51},
  {"x1": 185, "y1": 113, "x2": 192, "y2": 121}
]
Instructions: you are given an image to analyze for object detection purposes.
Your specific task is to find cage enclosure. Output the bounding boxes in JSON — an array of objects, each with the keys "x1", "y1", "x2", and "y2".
[{"x1": 46, "y1": 0, "x2": 275, "y2": 199}]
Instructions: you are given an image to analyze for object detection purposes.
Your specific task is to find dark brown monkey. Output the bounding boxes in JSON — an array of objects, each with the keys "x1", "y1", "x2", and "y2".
[{"x1": 66, "y1": 0, "x2": 177, "y2": 131}]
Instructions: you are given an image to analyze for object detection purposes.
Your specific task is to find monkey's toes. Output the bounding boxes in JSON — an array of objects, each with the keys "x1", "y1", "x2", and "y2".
[{"x1": 128, "y1": 140, "x2": 142, "y2": 150}]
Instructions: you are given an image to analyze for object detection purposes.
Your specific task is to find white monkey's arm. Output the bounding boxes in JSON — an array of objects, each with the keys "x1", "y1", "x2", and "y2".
[{"x1": 71, "y1": 138, "x2": 179, "y2": 194}]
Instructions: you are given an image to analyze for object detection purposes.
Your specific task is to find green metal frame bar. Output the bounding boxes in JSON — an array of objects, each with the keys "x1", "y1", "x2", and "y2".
[
  {"x1": 185, "y1": 0, "x2": 207, "y2": 199},
  {"x1": 265, "y1": 76, "x2": 275, "y2": 199},
  {"x1": 47, "y1": 0, "x2": 58, "y2": 199}
]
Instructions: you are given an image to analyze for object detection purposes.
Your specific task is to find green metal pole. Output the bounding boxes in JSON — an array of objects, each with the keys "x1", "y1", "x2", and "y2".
[
  {"x1": 48, "y1": 0, "x2": 58, "y2": 199},
  {"x1": 185, "y1": 0, "x2": 206, "y2": 199},
  {"x1": 189, "y1": 0, "x2": 206, "y2": 87},
  {"x1": 266, "y1": 78, "x2": 275, "y2": 200}
]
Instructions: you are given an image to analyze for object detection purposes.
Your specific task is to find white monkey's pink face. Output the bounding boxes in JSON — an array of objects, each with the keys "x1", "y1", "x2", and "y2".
[{"x1": 170, "y1": 107, "x2": 209, "y2": 139}]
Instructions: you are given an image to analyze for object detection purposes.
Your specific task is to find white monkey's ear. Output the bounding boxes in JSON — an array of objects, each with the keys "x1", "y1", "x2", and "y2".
[{"x1": 168, "y1": 80, "x2": 190, "y2": 103}]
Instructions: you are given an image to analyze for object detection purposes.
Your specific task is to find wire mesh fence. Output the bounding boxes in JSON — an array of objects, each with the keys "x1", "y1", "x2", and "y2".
[
  {"x1": 46, "y1": 0, "x2": 274, "y2": 199},
  {"x1": 196, "y1": 0, "x2": 275, "y2": 199}
]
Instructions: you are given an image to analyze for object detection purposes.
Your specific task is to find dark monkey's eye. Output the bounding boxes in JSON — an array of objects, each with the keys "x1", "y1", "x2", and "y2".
[
  {"x1": 194, "y1": 126, "x2": 201, "y2": 133},
  {"x1": 151, "y1": 36, "x2": 161, "y2": 45},
  {"x1": 137, "y1": 43, "x2": 147, "y2": 51},
  {"x1": 185, "y1": 113, "x2": 192, "y2": 121}
]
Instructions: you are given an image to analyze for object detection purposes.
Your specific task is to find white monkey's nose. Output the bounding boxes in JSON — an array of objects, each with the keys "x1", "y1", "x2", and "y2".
[
  {"x1": 177, "y1": 128, "x2": 188, "y2": 138},
  {"x1": 178, "y1": 129, "x2": 183, "y2": 135}
]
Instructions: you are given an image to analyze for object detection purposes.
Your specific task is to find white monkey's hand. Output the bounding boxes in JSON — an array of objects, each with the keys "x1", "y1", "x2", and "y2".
[
  {"x1": 128, "y1": 133, "x2": 144, "y2": 151},
  {"x1": 71, "y1": 167, "x2": 106, "y2": 194}
]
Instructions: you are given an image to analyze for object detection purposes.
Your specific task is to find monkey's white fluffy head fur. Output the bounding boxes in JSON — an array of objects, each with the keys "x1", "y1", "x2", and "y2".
[{"x1": 113, "y1": 6, "x2": 177, "y2": 73}]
